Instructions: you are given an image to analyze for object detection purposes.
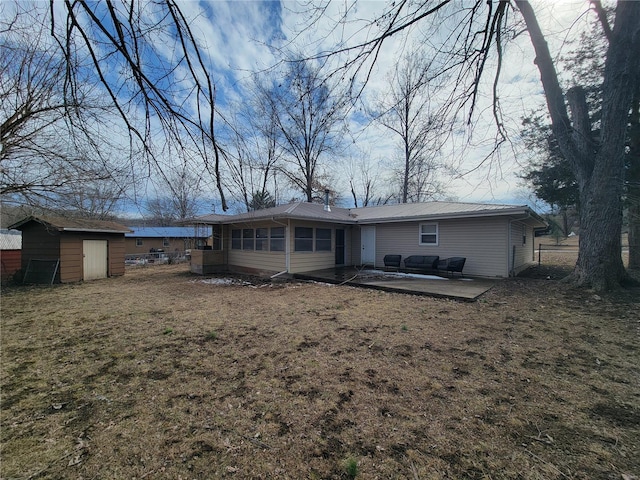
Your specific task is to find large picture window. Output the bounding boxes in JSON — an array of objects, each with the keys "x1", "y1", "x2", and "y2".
[
  {"x1": 242, "y1": 228, "x2": 254, "y2": 250},
  {"x1": 255, "y1": 228, "x2": 269, "y2": 251},
  {"x1": 231, "y1": 229, "x2": 241, "y2": 249},
  {"x1": 270, "y1": 227, "x2": 285, "y2": 251},
  {"x1": 294, "y1": 227, "x2": 313, "y2": 252},
  {"x1": 315, "y1": 228, "x2": 332, "y2": 251},
  {"x1": 419, "y1": 223, "x2": 438, "y2": 245}
]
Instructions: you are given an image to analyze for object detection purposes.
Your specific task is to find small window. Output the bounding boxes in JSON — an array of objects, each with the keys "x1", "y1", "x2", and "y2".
[
  {"x1": 523, "y1": 232, "x2": 527, "y2": 245},
  {"x1": 419, "y1": 223, "x2": 438, "y2": 245},
  {"x1": 295, "y1": 227, "x2": 313, "y2": 252},
  {"x1": 316, "y1": 228, "x2": 331, "y2": 251},
  {"x1": 270, "y1": 227, "x2": 285, "y2": 252},
  {"x1": 231, "y1": 229, "x2": 241, "y2": 249},
  {"x1": 136, "y1": 238, "x2": 143, "y2": 247},
  {"x1": 242, "y1": 229, "x2": 254, "y2": 250},
  {"x1": 163, "y1": 238, "x2": 170, "y2": 247},
  {"x1": 255, "y1": 228, "x2": 269, "y2": 251}
]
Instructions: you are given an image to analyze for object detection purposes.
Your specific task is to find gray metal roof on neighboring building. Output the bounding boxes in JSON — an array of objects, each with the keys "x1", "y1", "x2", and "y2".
[{"x1": 125, "y1": 226, "x2": 208, "y2": 238}]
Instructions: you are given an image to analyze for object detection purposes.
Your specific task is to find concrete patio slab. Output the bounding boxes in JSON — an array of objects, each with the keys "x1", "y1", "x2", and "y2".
[{"x1": 294, "y1": 268, "x2": 497, "y2": 301}]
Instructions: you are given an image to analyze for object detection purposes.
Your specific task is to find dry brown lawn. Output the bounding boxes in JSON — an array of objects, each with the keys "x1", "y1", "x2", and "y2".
[{"x1": 1, "y1": 261, "x2": 639, "y2": 479}]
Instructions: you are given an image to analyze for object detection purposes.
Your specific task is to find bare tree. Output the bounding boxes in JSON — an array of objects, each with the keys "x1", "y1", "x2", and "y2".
[
  {"x1": 145, "y1": 160, "x2": 205, "y2": 224},
  {"x1": 300, "y1": 0, "x2": 640, "y2": 290},
  {"x1": 272, "y1": 59, "x2": 347, "y2": 203},
  {"x1": 224, "y1": 78, "x2": 283, "y2": 211},
  {"x1": 372, "y1": 50, "x2": 449, "y2": 203},
  {"x1": 1, "y1": 10, "x2": 130, "y2": 215},
  {"x1": 346, "y1": 153, "x2": 391, "y2": 207},
  {"x1": 515, "y1": 0, "x2": 639, "y2": 289},
  {"x1": 48, "y1": 0, "x2": 229, "y2": 210}
]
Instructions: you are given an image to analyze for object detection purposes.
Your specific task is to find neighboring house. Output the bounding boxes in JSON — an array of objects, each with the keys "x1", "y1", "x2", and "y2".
[
  {"x1": 125, "y1": 226, "x2": 207, "y2": 254},
  {"x1": 1, "y1": 229, "x2": 22, "y2": 283},
  {"x1": 191, "y1": 201, "x2": 546, "y2": 278},
  {"x1": 9, "y1": 216, "x2": 131, "y2": 283}
]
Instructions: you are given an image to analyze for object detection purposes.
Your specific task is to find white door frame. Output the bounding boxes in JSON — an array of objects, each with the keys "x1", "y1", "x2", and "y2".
[{"x1": 361, "y1": 226, "x2": 376, "y2": 266}]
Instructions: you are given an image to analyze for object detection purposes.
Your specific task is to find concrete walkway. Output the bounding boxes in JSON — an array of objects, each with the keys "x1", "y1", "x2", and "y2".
[{"x1": 294, "y1": 267, "x2": 496, "y2": 301}]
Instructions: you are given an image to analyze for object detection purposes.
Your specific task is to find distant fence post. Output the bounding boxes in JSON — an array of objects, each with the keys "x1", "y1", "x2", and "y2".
[{"x1": 538, "y1": 245, "x2": 542, "y2": 265}]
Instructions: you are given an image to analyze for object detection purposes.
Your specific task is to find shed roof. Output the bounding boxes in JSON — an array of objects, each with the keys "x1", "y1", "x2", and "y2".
[
  {"x1": 125, "y1": 226, "x2": 207, "y2": 238},
  {"x1": 194, "y1": 201, "x2": 546, "y2": 227},
  {"x1": 9, "y1": 216, "x2": 132, "y2": 234}
]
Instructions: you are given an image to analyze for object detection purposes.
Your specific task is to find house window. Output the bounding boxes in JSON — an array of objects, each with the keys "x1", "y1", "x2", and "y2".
[
  {"x1": 255, "y1": 228, "x2": 269, "y2": 251},
  {"x1": 523, "y1": 232, "x2": 527, "y2": 245},
  {"x1": 163, "y1": 238, "x2": 170, "y2": 248},
  {"x1": 242, "y1": 229, "x2": 254, "y2": 250},
  {"x1": 316, "y1": 228, "x2": 331, "y2": 251},
  {"x1": 419, "y1": 223, "x2": 438, "y2": 245},
  {"x1": 294, "y1": 227, "x2": 313, "y2": 251},
  {"x1": 136, "y1": 238, "x2": 143, "y2": 247},
  {"x1": 270, "y1": 227, "x2": 285, "y2": 251},
  {"x1": 231, "y1": 229, "x2": 241, "y2": 249}
]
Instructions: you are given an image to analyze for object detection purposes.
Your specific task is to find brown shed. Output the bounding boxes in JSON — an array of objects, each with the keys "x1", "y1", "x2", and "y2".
[{"x1": 9, "y1": 216, "x2": 131, "y2": 283}]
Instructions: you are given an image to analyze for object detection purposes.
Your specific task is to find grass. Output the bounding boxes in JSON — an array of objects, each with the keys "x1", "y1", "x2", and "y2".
[{"x1": 1, "y1": 262, "x2": 639, "y2": 479}]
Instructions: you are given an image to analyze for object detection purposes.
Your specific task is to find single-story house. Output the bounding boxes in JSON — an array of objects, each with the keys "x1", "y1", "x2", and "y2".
[
  {"x1": 1, "y1": 229, "x2": 22, "y2": 283},
  {"x1": 9, "y1": 216, "x2": 131, "y2": 283},
  {"x1": 125, "y1": 226, "x2": 208, "y2": 254},
  {"x1": 190, "y1": 201, "x2": 546, "y2": 278}
]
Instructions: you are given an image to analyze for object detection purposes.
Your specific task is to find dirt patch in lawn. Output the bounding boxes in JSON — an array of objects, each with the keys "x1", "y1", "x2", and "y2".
[{"x1": 2, "y1": 264, "x2": 639, "y2": 479}]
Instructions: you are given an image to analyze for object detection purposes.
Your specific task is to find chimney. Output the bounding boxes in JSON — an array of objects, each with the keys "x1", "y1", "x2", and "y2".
[{"x1": 323, "y1": 189, "x2": 331, "y2": 212}]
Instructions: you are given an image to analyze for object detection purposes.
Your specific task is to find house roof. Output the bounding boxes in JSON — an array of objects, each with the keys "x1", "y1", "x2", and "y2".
[
  {"x1": 194, "y1": 201, "x2": 546, "y2": 227},
  {"x1": 350, "y1": 201, "x2": 546, "y2": 225},
  {"x1": 125, "y1": 227, "x2": 207, "y2": 238},
  {"x1": 9, "y1": 216, "x2": 132, "y2": 234},
  {"x1": 195, "y1": 202, "x2": 355, "y2": 224}
]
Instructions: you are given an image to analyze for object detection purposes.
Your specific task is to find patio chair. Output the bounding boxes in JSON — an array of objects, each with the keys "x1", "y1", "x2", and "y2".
[
  {"x1": 437, "y1": 257, "x2": 466, "y2": 277},
  {"x1": 383, "y1": 254, "x2": 402, "y2": 271}
]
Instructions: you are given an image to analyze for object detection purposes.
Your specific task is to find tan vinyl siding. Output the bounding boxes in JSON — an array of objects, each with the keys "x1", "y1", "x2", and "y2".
[
  {"x1": 228, "y1": 250, "x2": 286, "y2": 273},
  {"x1": 373, "y1": 217, "x2": 510, "y2": 277},
  {"x1": 288, "y1": 220, "x2": 336, "y2": 274},
  {"x1": 289, "y1": 251, "x2": 334, "y2": 273},
  {"x1": 226, "y1": 221, "x2": 286, "y2": 274}
]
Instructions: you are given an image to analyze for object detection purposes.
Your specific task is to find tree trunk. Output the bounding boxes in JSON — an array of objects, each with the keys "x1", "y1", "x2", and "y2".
[
  {"x1": 574, "y1": 173, "x2": 625, "y2": 289},
  {"x1": 627, "y1": 93, "x2": 640, "y2": 270},
  {"x1": 516, "y1": 0, "x2": 640, "y2": 290},
  {"x1": 629, "y1": 200, "x2": 640, "y2": 270}
]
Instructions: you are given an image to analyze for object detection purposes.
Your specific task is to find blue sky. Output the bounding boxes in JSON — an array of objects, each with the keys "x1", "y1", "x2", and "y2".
[{"x1": 5, "y1": 1, "x2": 599, "y2": 215}]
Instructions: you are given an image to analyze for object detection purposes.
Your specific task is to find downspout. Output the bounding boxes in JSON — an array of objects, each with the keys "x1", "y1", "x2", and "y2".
[{"x1": 270, "y1": 217, "x2": 290, "y2": 278}]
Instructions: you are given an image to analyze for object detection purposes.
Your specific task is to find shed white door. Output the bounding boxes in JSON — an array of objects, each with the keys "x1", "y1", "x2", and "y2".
[
  {"x1": 83, "y1": 240, "x2": 108, "y2": 280},
  {"x1": 361, "y1": 226, "x2": 376, "y2": 266}
]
